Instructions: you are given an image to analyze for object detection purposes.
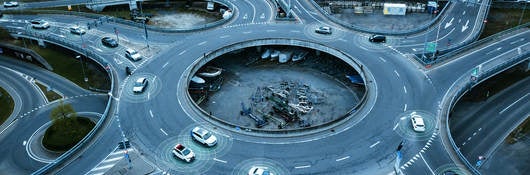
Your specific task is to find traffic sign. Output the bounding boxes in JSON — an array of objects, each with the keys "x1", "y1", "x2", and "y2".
[{"x1": 426, "y1": 42, "x2": 437, "y2": 52}]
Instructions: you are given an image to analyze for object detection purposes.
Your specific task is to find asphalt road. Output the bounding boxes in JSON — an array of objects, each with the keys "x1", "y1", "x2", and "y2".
[{"x1": 0, "y1": 0, "x2": 528, "y2": 174}]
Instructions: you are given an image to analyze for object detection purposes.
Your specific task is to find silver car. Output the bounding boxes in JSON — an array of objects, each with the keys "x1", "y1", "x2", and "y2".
[
  {"x1": 132, "y1": 77, "x2": 148, "y2": 93},
  {"x1": 30, "y1": 19, "x2": 50, "y2": 29}
]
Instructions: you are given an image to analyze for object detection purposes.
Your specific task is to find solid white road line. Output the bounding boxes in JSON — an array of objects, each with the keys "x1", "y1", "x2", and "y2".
[
  {"x1": 419, "y1": 153, "x2": 435, "y2": 175},
  {"x1": 499, "y1": 93, "x2": 529, "y2": 114}
]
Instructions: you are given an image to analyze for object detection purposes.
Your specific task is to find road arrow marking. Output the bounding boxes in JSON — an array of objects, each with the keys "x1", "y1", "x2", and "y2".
[
  {"x1": 260, "y1": 13, "x2": 265, "y2": 19},
  {"x1": 445, "y1": 17, "x2": 454, "y2": 29},
  {"x1": 462, "y1": 20, "x2": 469, "y2": 32}
]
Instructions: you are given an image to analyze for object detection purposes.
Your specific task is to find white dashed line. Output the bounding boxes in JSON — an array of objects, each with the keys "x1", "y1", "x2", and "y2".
[
  {"x1": 198, "y1": 41, "x2": 207, "y2": 46},
  {"x1": 160, "y1": 128, "x2": 168, "y2": 136},
  {"x1": 403, "y1": 86, "x2": 407, "y2": 94},
  {"x1": 369, "y1": 141, "x2": 381, "y2": 148},
  {"x1": 394, "y1": 70, "x2": 400, "y2": 78},
  {"x1": 213, "y1": 158, "x2": 227, "y2": 163},
  {"x1": 336, "y1": 156, "x2": 350, "y2": 162},
  {"x1": 178, "y1": 50, "x2": 186, "y2": 56},
  {"x1": 149, "y1": 110, "x2": 154, "y2": 118},
  {"x1": 403, "y1": 104, "x2": 407, "y2": 111},
  {"x1": 294, "y1": 165, "x2": 311, "y2": 169},
  {"x1": 393, "y1": 123, "x2": 399, "y2": 131}
]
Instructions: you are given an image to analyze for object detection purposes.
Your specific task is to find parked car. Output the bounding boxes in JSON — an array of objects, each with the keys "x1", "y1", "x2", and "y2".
[
  {"x1": 410, "y1": 112, "x2": 425, "y2": 132},
  {"x1": 172, "y1": 144, "x2": 195, "y2": 163},
  {"x1": 132, "y1": 77, "x2": 148, "y2": 93},
  {"x1": 125, "y1": 48, "x2": 142, "y2": 61},
  {"x1": 315, "y1": 26, "x2": 332, "y2": 34},
  {"x1": 248, "y1": 166, "x2": 273, "y2": 175},
  {"x1": 369, "y1": 35, "x2": 386, "y2": 43},
  {"x1": 191, "y1": 126, "x2": 217, "y2": 147},
  {"x1": 30, "y1": 19, "x2": 50, "y2": 29},
  {"x1": 69, "y1": 26, "x2": 85, "y2": 35},
  {"x1": 101, "y1": 37, "x2": 118, "y2": 48},
  {"x1": 3, "y1": 1, "x2": 18, "y2": 8}
]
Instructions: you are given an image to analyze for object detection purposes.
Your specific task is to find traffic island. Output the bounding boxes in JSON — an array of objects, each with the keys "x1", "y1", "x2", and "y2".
[
  {"x1": 42, "y1": 117, "x2": 95, "y2": 152},
  {"x1": 0, "y1": 87, "x2": 14, "y2": 125},
  {"x1": 184, "y1": 42, "x2": 369, "y2": 133}
]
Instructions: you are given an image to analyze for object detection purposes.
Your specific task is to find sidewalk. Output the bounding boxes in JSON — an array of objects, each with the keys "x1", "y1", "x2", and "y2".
[{"x1": 104, "y1": 149, "x2": 157, "y2": 175}]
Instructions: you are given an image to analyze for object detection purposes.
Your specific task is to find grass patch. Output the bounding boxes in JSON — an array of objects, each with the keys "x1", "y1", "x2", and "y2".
[
  {"x1": 0, "y1": 87, "x2": 14, "y2": 125},
  {"x1": 462, "y1": 68, "x2": 530, "y2": 101},
  {"x1": 6, "y1": 40, "x2": 110, "y2": 91},
  {"x1": 507, "y1": 116, "x2": 530, "y2": 144},
  {"x1": 480, "y1": 7, "x2": 530, "y2": 39},
  {"x1": 35, "y1": 82, "x2": 62, "y2": 102},
  {"x1": 42, "y1": 117, "x2": 95, "y2": 151}
]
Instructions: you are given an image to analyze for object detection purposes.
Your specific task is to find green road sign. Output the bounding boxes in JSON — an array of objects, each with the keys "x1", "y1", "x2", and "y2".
[{"x1": 426, "y1": 42, "x2": 436, "y2": 52}]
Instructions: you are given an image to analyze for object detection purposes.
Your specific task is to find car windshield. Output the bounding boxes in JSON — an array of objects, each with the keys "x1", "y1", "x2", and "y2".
[
  {"x1": 182, "y1": 149, "x2": 191, "y2": 155},
  {"x1": 203, "y1": 132, "x2": 212, "y2": 139},
  {"x1": 135, "y1": 81, "x2": 144, "y2": 86}
]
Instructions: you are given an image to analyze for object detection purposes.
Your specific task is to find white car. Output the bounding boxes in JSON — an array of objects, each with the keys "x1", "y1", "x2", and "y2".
[
  {"x1": 172, "y1": 144, "x2": 195, "y2": 163},
  {"x1": 125, "y1": 48, "x2": 142, "y2": 61},
  {"x1": 315, "y1": 26, "x2": 332, "y2": 34},
  {"x1": 3, "y1": 1, "x2": 18, "y2": 8},
  {"x1": 132, "y1": 77, "x2": 148, "y2": 93},
  {"x1": 410, "y1": 112, "x2": 425, "y2": 132},
  {"x1": 30, "y1": 19, "x2": 50, "y2": 29},
  {"x1": 191, "y1": 126, "x2": 217, "y2": 147},
  {"x1": 69, "y1": 26, "x2": 85, "y2": 35},
  {"x1": 248, "y1": 166, "x2": 273, "y2": 175}
]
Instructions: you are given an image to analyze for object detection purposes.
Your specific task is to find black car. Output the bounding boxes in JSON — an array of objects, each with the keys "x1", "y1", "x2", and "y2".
[
  {"x1": 369, "y1": 35, "x2": 386, "y2": 43},
  {"x1": 101, "y1": 37, "x2": 118, "y2": 48}
]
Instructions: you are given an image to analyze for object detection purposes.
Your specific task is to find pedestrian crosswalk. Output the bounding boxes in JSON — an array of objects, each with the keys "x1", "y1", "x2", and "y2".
[{"x1": 85, "y1": 147, "x2": 133, "y2": 175}]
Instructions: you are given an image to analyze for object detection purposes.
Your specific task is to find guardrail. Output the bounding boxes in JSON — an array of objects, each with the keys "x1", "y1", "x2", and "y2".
[
  {"x1": 4, "y1": 28, "x2": 117, "y2": 175},
  {"x1": 440, "y1": 51, "x2": 530, "y2": 175},
  {"x1": 308, "y1": 0, "x2": 451, "y2": 35},
  {"x1": 436, "y1": 22, "x2": 530, "y2": 62},
  {"x1": 3, "y1": 0, "x2": 235, "y2": 33},
  {"x1": 183, "y1": 38, "x2": 371, "y2": 136}
]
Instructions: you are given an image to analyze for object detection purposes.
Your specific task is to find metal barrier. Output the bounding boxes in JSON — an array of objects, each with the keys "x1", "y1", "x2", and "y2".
[
  {"x1": 308, "y1": 0, "x2": 452, "y2": 35},
  {"x1": 4, "y1": 28, "x2": 117, "y2": 175},
  {"x1": 182, "y1": 38, "x2": 371, "y2": 136},
  {"x1": 4, "y1": 0, "x2": 235, "y2": 33},
  {"x1": 439, "y1": 51, "x2": 530, "y2": 175}
]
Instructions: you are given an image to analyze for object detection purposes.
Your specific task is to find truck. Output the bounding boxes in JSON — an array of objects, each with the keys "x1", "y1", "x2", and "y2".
[{"x1": 172, "y1": 144, "x2": 195, "y2": 162}]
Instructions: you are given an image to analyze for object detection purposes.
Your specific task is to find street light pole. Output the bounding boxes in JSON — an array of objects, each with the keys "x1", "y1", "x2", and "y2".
[
  {"x1": 76, "y1": 55, "x2": 88, "y2": 86},
  {"x1": 519, "y1": 2, "x2": 527, "y2": 25}
]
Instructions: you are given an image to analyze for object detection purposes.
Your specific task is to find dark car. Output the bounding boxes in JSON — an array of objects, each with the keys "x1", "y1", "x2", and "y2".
[
  {"x1": 369, "y1": 35, "x2": 386, "y2": 43},
  {"x1": 101, "y1": 37, "x2": 118, "y2": 48}
]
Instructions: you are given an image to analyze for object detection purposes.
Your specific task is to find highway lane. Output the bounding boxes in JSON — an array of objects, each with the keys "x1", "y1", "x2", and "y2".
[{"x1": 451, "y1": 76, "x2": 530, "y2": 170}]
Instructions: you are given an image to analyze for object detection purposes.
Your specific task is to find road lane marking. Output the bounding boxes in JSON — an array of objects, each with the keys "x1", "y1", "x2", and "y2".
[
  {"x1": 149, "y1": 110, "x2": 154, "y2": 118},
  {"x1": 213, "y1": 158, "x2": 227, "y2": 163},
  {"x1": 243, "y1": 31, "x2": 252, "y2": 34},
  {"x1": 198, "y1": 41, "x2": 207, "y2": 46},
  {"x1": 336, "y1": 156, "x2": 350, "y2": 161},
  {"x1": 393, "y1": 123, "x2": 399, "y2": 130},
  {"x1": 266, "y1": 29, "x2": 276, "y2": 32},
  {"x1": 378, "y1": 57, "x2": 387, "y2": 63},
  {"x1": 160, "y1": 128, "x2": 168, "y2": 136},
  {"x1": 178, "y1": 50, "x2": 186, "y2": 56},
  {"x1": 486, "y1": 47, "x2": 502, "y2": 55},
  {"x1": 219, "y1": 35, "x2": 230, "y2": 38},
  {"x1": 369, "y1": 141, "x2": 381, "y2": 148},
  {"x1": 295, "y1": 165, "x2": 311, "y2": 169},
  {"x1": 162, "y1": 62, "x2": 168, "y2": 68},
  {"x1": 23, "y1": 140, "x2": 27, "y2": 146},
  {"x1": 500, "y1": 93, "x2": 529, "y2": 114},
  {"x1": 394, "y1": 70, "x2": 400, "y2": 78},
  {"x1": 403, "y1": 86, "x2": 407, "y2": 94},
  {"x1": 403, "y1": 104, "x2": 407, "y2": 112},
  {"x1": 290, "y1": 30, "x2": 301, "y2": 33},
  {"x1": 419, "y1": 153, "x2": 435, "y2": 175}
]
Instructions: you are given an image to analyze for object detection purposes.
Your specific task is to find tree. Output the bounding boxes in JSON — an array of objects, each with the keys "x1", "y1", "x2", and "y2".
[{"x1": 50, "y1": 100, "x2": 77, "y2": 125}]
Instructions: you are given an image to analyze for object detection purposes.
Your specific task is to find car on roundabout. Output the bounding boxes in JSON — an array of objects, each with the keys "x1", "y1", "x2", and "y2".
[
  {"x1": 132, "y1": 77, "x2": 148, "y2": 93},
  {"x1": 172, "y1": 144, "x2": 195, "y2": 163},
  {"x1": 69, "y1": 26, "x2": 85, "y2": 35},
  {"x1": 410, "y1": 112, "x2": 425, "y2": 132},
  {"x1": 248, "y1": 166, "x2": 273, "y2": 175},
  {"x1": 315, "y1": 26, "x2": 332, "y2": 34},
  {"x1": 191, "y1": 126, "x2": 217, "y2": 147},
  {"x1": 101, "y1": 37, "x2": 118, "y2": 48},
  {"x1": 369, "y1": 34, "x2": 386, "y2": 43},
  {"x1": 3, "y1": 1, "x2": 18, "y2": 8},
  {"x1": 30, "y1": 19, "x2": 50, "y2": 29}
]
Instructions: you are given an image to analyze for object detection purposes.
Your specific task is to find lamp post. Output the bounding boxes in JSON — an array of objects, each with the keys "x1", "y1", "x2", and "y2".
[
  {"x1": 519, "y1": 2, "x2": 527, "y2": 25},
  {"x1": 76, "y1": 55, "x2": 88, "y2": 86}
]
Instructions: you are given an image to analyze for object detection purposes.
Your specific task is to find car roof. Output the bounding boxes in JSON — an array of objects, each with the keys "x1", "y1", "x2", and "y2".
[
  {"x1": 126, "y1": 48, "x2": 136, "y2": 53},
  {"x1": 136, "y1": 77, "x2": 146, "y2": 82},
  {"x1": 193, "y1": 127, "x2": 208, "y2": 136}
]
